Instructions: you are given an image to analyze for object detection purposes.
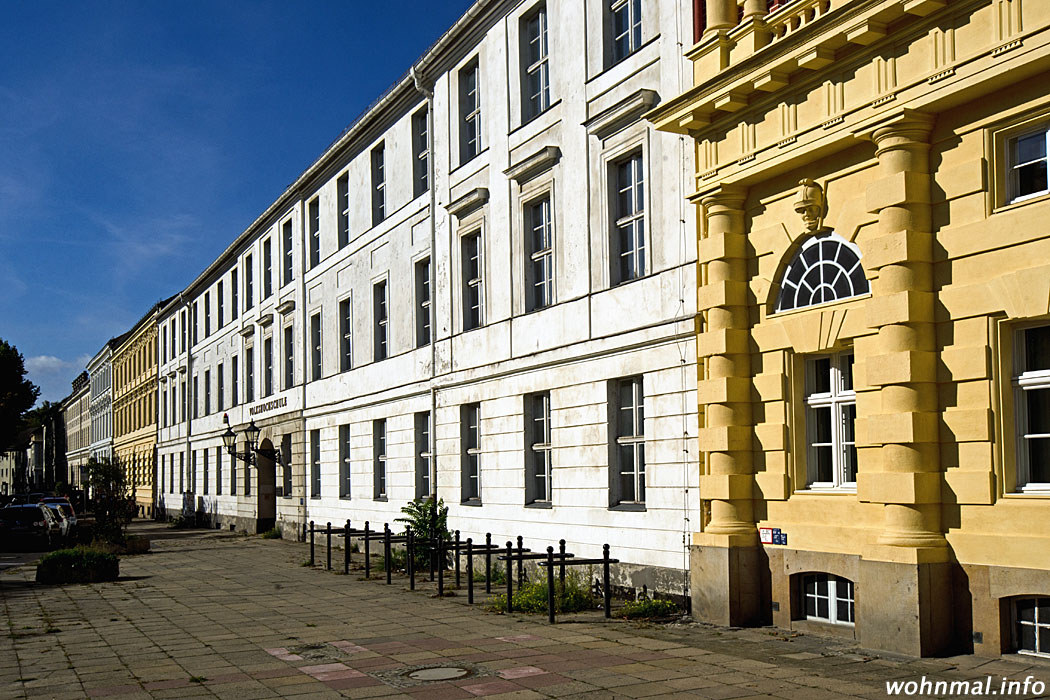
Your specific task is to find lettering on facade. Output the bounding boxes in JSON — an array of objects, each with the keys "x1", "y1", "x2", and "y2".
[{"x1": 249, "y1": 397, "x2": 288, "y2": 416}]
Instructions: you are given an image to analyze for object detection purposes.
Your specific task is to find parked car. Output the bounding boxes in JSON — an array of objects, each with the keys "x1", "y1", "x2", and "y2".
[
  {"x1": 0, "y1": 504, "x2": 62, "y2": 550},
  {"x1": 43, "y1": 503, "x2": 74, "y2": 542}
]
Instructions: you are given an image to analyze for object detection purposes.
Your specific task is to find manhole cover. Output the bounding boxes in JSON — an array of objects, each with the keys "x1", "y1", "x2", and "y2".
[{"x1": 407, "y1": 666, "x2": 471, "y2": 681}]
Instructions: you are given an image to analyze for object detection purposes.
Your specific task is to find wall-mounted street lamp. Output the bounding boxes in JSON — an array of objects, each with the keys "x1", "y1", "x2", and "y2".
[{"x1": 222, "y1": 414, "x2": 282, "y2": 466}]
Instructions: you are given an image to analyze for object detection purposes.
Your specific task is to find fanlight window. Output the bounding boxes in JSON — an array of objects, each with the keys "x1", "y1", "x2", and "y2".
[{"x1": 776, "y1": 233, "x2": 869, "y2": 312}]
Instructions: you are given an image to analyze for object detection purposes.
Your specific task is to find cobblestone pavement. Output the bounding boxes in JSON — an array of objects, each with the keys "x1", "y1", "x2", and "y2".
[{"x1": 2, "y1": 522, "x2": 1048, "y2": 700}]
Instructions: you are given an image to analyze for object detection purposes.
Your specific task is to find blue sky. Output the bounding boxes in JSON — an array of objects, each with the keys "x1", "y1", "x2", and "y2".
[{"x1": 0, "y1": 1, "x2": 473, "y2": 406}]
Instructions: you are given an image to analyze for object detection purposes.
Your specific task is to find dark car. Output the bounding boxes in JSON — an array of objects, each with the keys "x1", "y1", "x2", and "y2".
[{"x1": 0, "y1": 505, "x2": 62, "y2": 550}]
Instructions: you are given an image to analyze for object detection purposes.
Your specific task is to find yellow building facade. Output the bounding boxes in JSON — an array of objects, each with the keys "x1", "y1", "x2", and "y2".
[
  {"x1": 651, "y1": 0, "x2": 1050, "y2": 656},
  {"x1": 113, "y1": 303, "x2": 166, "y2": 517}
]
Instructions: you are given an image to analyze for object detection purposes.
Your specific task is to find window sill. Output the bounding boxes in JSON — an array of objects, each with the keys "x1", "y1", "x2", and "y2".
[
  {"x1": 608, "y1": 502, "x2": 646, "y2": 512},
  {"x1": 1005, "y1": 488, "x2": 1050, "y2": 498},
  {"x1": 310, "y1": 496, "x2": 321, "y2": 500},
  {"x1": 339, "y1": 496, "x2": 352, "y2": 501},
  {"x1": 794, "y1": 487, "x2": 857, "y2": 495},
  {"x1": 996, "y1": 189, "x2": 1050, "y2": 213},
  {"x1": 373, "y1": 496, "x2": 388, "y2": 502},
  {"x1": 525, "y1": 501, "x2": 552, "y2": 509},
  {"x1": 461, "y1": 499, "x2": 483, "y2": 507}
]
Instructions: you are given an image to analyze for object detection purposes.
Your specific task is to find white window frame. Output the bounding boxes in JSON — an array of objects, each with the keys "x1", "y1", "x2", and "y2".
[
  {"x1": 803, "y1": 351, "x2": 857, "y2": 491},
  {"x1": 373, "y1": 418, "x2": 387, "y2": 500},
  {"x1": 339, "y1": 424, "x2": 351, "y2": 499},
  {"x1": 310, "y1": 428, "x2": 321, "y2": 499},
  {"x1": 309, "y1": 197, "x2": 321, "y2": 268},
  {"x1": 416, "y1": 411, "x2": 432, "y2": 499},
  {"x1": 459, "y1": 59, "x2": 482, "y2": 164},
  {"x1": 462, "y1": 403, "x2": 481, "y2": 502},
  {"x1": 1015, "y1": 596, "x2": 1050, "y2": 658},
  {"x1": 412, "y1": 109, "x2": 429, "y2": 198},
  {"x1": 416, "y1": 257, "x2": 431, "y2": 347},
  {"x1": 337, "y1": 173, "x2": 350, "y2": 249},
  {"x1": 1007, "y1": 126, "x2": 1050, "y2": 204},
  {"x1": 462, "y1": 230, "x2": 484, "y2": 331},
  {"x1": 522, "y1": 3, "x2": 550, "y2": 122},
  {"x1": 339, "y1": 295, "x2": 353, "y2": 372},
  {"x1": 527, "y1": 392, "x2": 552, "y2": 504},
  {"x1": 610, "y1": 0, "x2": 642, "y2": 64},
  {"x1": 373, "y1": 279, "x2": 388, "y2": 361},
  {"x1": 310, "y1": 311, "x2": 322, "y2": 382},
  {"x1": 802, "y1": 573, "x2": 855, "y2": 626},
  {"x1": 371, "y1": 143, "x2": 386, "y2": 226},
  {"x1": 612, "y1": 151, "x2": 645, "y2": 285},
  {"x1": 282, "y1": 219, "x2": 294, "y2": 286},
  {"x1": 1013, "y1": 325, "x2": 1050, "y2": 493},
  {"x1": 613, "y1": 376, "x2": 645, "y2": 506},
  {"x1": 525, "y1": 195, "x2": 554, "y2": 312}
]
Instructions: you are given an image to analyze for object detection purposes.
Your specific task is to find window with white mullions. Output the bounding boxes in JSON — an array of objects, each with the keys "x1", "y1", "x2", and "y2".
[
  {"x1": 339, "y1": 297, "x2": 352, "y2": 371},
  {"x1": 614, "y1": 377, "x2": 645, "y2": 504},
  {"x1": 459, "y1": 60, "x2": 481, "y2": 163},
  {"x1": 802, "y1": 573, "x2": 855, "y2": 625},
  {"x1": 337, "y1": 174, "x2": 350, "y2": 248},
  {"x1": 309, "y1": 198, "x2": 320, "y2": 268},
  {"x1": 1009, "y1": 128, "x2": 1050, "y2": 203},
  {"x1": 415, "y1": 411, "x2": 432, "y2": 499},
  {"x1": 412, "y1": 109, "x2": 429, "y2": 198},
  {"x1": 283, "y1": 219, "x2": 294, "y2": 285},
  {"x1": 373, "y1": 281, "x2": 388, "y2": 361},
  {"x1": 611, "y1": 0, "x2": 642, "y2": 63},
  {"x1": 614, "y1": 153, "x2": 645, "y2": 284},
  {"x1": 416, "y1": 258, "x2": 431, "y2": 347},
  {"x1": 371, "y1": 143, "x2": 386, "y2": 226},
  {"x1": 463, "y1": 232, "x2": 483, "y2": 330},
  {"x1": 1014, "y1": 325, "x2": 1050, "y2": 492},
  {"x1": 462, "y1": 403, "x2": 481, "y2": 502},
  {"x1": 526, "y1": 197, "x2": 553, "y2": 311},
  {"x1": 804, "y1": 352, "x2": 857, "y2": 490},
  {"x1": 373, "y1": 419, "x2": 387, "y2": 499},
  {"x1": 777, "y1": 234, "x2": 869, "y2": 312},
  {"x1": 522, "y1": 4, "x2": 550, "y2": 122},
  {"x1": 526, "y1": 392, "x2": 552, "y2": 504},
  {"x1": 310, "y1": 429, "x2": 321, "y2": 499},
  {"x1": 1015, "y1": 597, "x2": 1050, "y2": 657},
  {"x1": 338, "y1": 425, "x2": 351, "y2": 499}
]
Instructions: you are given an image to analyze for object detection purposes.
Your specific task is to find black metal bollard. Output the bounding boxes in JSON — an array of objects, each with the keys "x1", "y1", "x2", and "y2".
[
  {"x1": 466, "y1": 538, "x2": 474, "y2": 604},
  {"x1": 428, "y1": 525, "x2": 435, "y2": 582},
  {"x1": 363, "y1": 521, "x2": 371, "y2": 579},
  {"x1": 437, "y1": 534, "x2": 445, "y2": 596},
  {"x1": 407, "y1": 529, "x2": 415, "y2": 590},
  {"x1": 384, "y1": 524, "x2": 392, "y2": 584},
  {"x1": 546, "y1": 546, "x2": 555, "y2": 625},
  {"x1": 344, "y1": 520, "x2": 352, "y2": 574},
  {"x1": 454, "y1": 530, "x2": 461, "y2": 588},
  {"x1": 603, "y1": 544, "x2": 612, "y2": 618},
  {"x1": 505, "y1": 541, "x2": 514, "y2": 613},
  {"x1": 516, "y1": 535, "x2": 524, "y2": 587},
  {"x1": 485, "y1": 533, "x2": 492, "y2": 593},
  {"x1": 301, "y1": 522, "x2": 307, "y2": 543},
  {"x1": 326, "y1": 522, "x2": 332, "y2": 571},
  {"x1": 559, "y1": 539, "x2": 566, "y2": 587},
  {"x1": 309, "y1": 520, "x2": 315, "y2": 567}
]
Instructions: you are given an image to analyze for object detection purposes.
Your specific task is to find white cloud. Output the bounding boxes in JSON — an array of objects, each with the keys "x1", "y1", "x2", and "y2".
[{"x1": 25, "y1": 355, "x2": 72, "y2": 375}]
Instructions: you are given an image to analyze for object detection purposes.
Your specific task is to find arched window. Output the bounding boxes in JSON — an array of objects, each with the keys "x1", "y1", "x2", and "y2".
[{"x1": 776, "y1": 233, "x2": 869, "y2": 312}]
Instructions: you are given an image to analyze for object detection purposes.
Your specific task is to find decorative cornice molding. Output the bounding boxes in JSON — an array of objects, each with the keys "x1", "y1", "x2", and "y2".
[
  {"x1": 503, "y1": 146, "x2": 560, "y2": 183},
  {"x1": 447, "y1": 187, "x2": 489, "y2": 219},
  {"x1": 586, "y1": 89, "x2": 658, "y2": 140}
]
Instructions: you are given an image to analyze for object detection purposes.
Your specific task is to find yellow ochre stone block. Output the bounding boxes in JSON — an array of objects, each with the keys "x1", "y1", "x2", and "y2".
[
  {"x1": 865, "y1": 290, "x2": 934, "y2": 328},
  {"x1": 861, "y1": 411, "x2": 940, "y2": 445},
  {"x1": 866, "y1": 170, "x2": 932, "y2": 213},
  {"x1": 940, "y1": 346, "x2": 990, "y2": 381},
  {"x1": 941, "y1": 408, "x2": 993, "y2": 443},
  {"x1": 863, "y1": 229, "x2": 932, "y2": 270},
  {"x1": 697, "y1": 328, "x2": 750, "y2": 357},
  {"x1": 943, "y1": 469, "x2": 996, "y2": 505},
  {"x1": 699, "y1": 231, "x2": 748, "y2": 263},
  {"x1": 858, "y1": 470, "x2": 943, "y2": 505},
  {"x1": 865, "y1": 350, "x2": 936, "y2": 386},
  {"x1": 754, "y1": 471, "x2": 790, "y2": 500},
  {"x1": 697, "y1": 279, "x2": 749, "y2": 310},
  {"x1": 698, "y1": 473, "x2": 755, "y2": 500},
  {"x1": 699, "y1": 425, "x2": 753, "y2": 452},
  {"x1": 697, "y1": 375, "x2": 752, "y2": 403}
]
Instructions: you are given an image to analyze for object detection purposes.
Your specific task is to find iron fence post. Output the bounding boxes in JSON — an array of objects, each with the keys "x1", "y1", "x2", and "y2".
[
  {"x1": 454, "y1": 530, "x2": 461, "y2": 588},
  {"x1": 603, "y1": 544, "x2": 612, "y2": 618},
  {"x1": 364, "y1": 521, "x2": 371, "y2": 579},
  {"x1": 344, "y1": 519, "x2": 351, "y2": 574},
  {"x1": 326, "y1": 522, "x2": 332, "y2": 571},
  {"x1": 505, "y1": 541, "x2": 513, "y2": 613},
  {"x1": 384, "y1": 523, "x2": 392, "y2": 584},
  {"x1": 546, "y1": 546, "x2": 556, "y2": 625},
  {"x1": 466, "y1": 538, "x2": 474, "y2": 604},
  {"x1": 407, "y1": 529, "x2": 415, "y2": 590},
  {"x1": 309, "y1": 520, "x2": 315, "y2": 567},
  {"x1": 485, "y1": 533, "x2": 492, "y2": 593}
]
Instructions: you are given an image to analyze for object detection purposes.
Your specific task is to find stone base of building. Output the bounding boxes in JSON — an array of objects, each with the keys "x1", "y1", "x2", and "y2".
[{"x1": 691, "y1": 543, "x2": 1050, "y2": 658}]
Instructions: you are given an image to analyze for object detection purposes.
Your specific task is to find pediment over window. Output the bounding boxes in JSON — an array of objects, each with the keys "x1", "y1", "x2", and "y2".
[{"x1": 775, "y1": 233, "x2": 869, "y2": 313}]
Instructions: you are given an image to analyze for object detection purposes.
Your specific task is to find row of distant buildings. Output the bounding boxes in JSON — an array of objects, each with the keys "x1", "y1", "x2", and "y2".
[{"x1": 42, "y1": 0, "x2": 1050, "y2": 661}]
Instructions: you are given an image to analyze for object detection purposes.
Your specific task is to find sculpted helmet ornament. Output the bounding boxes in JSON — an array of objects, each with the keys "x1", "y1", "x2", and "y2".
[{"x1": 793, "y1": 178, "x2": 827, "y2": 233}]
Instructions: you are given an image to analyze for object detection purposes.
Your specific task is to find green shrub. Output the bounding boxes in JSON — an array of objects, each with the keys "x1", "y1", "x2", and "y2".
[
  {"x1": 487, "y1": 571, "x2": 596, "y2": 614},
  {"x1": 36, "y1": 547, "x2": 119, "y2": 584},
  {"x1": 261, "y1": 528, "x2": 282, "y2": 539},
  {"x1": 395, "y1": 497, "x2": 453, "y2": 570},
  {"x1": 473, "y1": 564, "x2": 506, "y2": 585},
  {"x1": 618, "y1": 597, "x2": 678, "y2": 620}
]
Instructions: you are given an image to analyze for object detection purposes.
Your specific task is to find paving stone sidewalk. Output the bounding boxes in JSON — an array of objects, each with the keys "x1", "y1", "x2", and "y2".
[{"x1": 2, "y1": 522, "x2": 1048, "y2": 700}]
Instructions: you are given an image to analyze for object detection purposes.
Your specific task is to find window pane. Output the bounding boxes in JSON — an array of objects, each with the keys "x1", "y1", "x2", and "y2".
[
  {"x1": 1025, "y1": 326, "x2": 1050, "y2": 372},
  {"x1": 1018, "y1": 162, "x2": 1049, "y2": 197},
  {"x1": 1020, "y1": 622, "x2": 1037, "y2": 651},
  {"x1": 1026, "y1": 389, "x2": 1050, "y2": 434},
  {"x1": 841, "y1": 354, "x2": 855, "y2": 391},
  {"x1": 813, "y1": 446, "x2": 833, "y2": 483},
  {"x1": 812, "y1": 406, "x2": 832, "y2": 443},
  {"x1": 1018, "y1": 598, "x2": 1037, "y2": 622},
  {"x1": 1028, "y1": 438, "x2": 1050, "y2": 483},
  {"x1": 1017, "y1": 132, "x2": 1047, "y2": 163},
  {"x1": 811, "y1": 358, "x2": 831, "y2": 394},
  {"x1": 637, "y1": 445, "x2": 645, "y2": 502}
]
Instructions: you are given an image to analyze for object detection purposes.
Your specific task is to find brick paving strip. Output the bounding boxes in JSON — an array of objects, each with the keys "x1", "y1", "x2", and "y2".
[{"x1": 1, "y1": 522, "x2": 1048, "y2": 699}]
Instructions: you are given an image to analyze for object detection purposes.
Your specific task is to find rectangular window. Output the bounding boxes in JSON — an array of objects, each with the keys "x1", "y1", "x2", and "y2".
[
  {"x1": 202, "y1": 449, "x2": 209, "y2": 496},
  {"x1": 263, "y1": 238, "x2": 273, "y2": 299},
  {"x1": 180, "y1": 452, "x2": 185, "y2": 493},
  {"x1": 804, "y1": 352, "x2": 857, "y2": 489},
  {"x1": 231, "y1": 355, "x2": 239, "y2": 407},
  {"x1": 217, "y1": 362, "x2": 224, "y2": 412},
  {"x1": 192, "y1": 375, "x2": 199, "y2": 419},
  {"x1": 283, "y1": 325, "x2": 294, "y2": 390},
  {"x1": 309, "y1": 198, "x2": 320, "y2": 268},
  {"x1": 526, "y1": 196, "x2": 553, "y2": 311},
  {"x1": 462, "y1": 232, "x2": 483, "y2": 330},
  {"x1": 416, "y1": 258, "x2": 431, "y2": 347},
  {"x1": 522, "y1": 4, "x2": 550, "y2": 122},
  {"x1": 459, "y1": 59, "x2": 482, "y2": 164},
  {"x1": 204, "y1": 370, "x2": 211, "y2": 416},
  {"x1": 526, "y1": 392, "x2": 552, "y2": 504},
  {"x1": 310, "y1": 429, "x2": 321, "y2": 498},
  {"x1": 339, "y1": 424, "x2": 351, "y2": 498},
  {"x1": 461, "y1": 403, "x2": 481, "y2": 502},
  {"x1": 231, "y1": 443, "x2": 237, "y2": 495},
  {"x1": 180, "y1": 310, "x2": 186, "y2": 352},
  {"x1": 339, "y1": 297, "x2": 353, "y2": 372},
  {"x1": 281, "y1": 434, "x2": 292, "y2": 497},
  {"x1": 412, "y1": 108, "x2": 429, "y2": 198},
  {"x1": 244, "y1": 441, "x2": 251, "y2": 495},
  {"x1": 310, "y1": 312, "x2": 322, "y2": 381},
  {"x1": 161, "y1": 386, "x2": 167, "y2": 427},
  {"x1": 192, "y1": 302, "x2": 199, "y2": 345},
  {"x1": 217, "y1": 280, "x2": 224, "y2": 328},
  {"x1": 204, "y1": 292, "x2": 211, "y2": 337},
  {"x1": 371, "y1": 143, "x2": 386, "y2": 227},
  {"x1": 373, "y1": 419, "x2": 387, "y2": 499},
  {"x1": 282, "y1": 219, "x2": 294, "y2": 286},
  {"x1": 613, "y1": 152, "x2": 645, "y2": 284},
  {"x1": 337, "y1": 173, "x2": 350, "y2": 248},
  {"x1": 612, "y1": 377, "x2": 644, "y2": 505},
  {"x1": 1008, "y1": 127, "x2": 1050, "y2": 203},
  {"x1": 245, "y1": 254, "x2": 254, "y2": 310},
  {"x1": 802, "y1": 573, "x2": 855, "y2": 625},
  {"x1": 1014, "y1": 325, "x2": 1050, "y2": 491},
  {"x1": 231, "y1": 269, "x2": 239, "y2": 320},
  {"x1": 246, "y1": 346, "x2": 255, "y2": 403},
  {"x1": 611, "y1": 0, "x2": 642, "y2": 63},
  {"x1": 1015, "y1": 597, "x2": 1050, "y2": 657},
  {"x1": 374, "y1": 280, "x2": 388, "y2": 361},
  {"x1": 215, "y1": 447, "x2": 222, "y2": 496},
  {"x1": 415, "y1": 411, "x2": 432, "y2": 499}
]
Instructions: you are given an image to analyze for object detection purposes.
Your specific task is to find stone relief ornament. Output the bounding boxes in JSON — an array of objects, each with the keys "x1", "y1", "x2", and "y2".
[{"x1": 793, "y1": 178, "x2": 827, "y2": 233}]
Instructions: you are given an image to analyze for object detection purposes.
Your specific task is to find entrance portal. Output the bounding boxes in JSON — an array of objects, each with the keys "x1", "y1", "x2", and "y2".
[{"x1": 257, "y1": 438, "x2": 277, "y2": 533}]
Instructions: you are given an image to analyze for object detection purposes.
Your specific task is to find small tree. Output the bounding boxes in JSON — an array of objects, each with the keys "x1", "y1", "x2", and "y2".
[
  {"x1": 86, "y1": 458, "x2": 136, "y2": 545},
  {"x1": 0, "y1": 338, "x2": 40, "y2": 454},
  {"x1": 395, "y1": 497, "x2": 452, "y2": 570}
]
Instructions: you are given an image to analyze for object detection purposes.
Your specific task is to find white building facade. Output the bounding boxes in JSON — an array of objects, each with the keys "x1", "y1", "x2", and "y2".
[
  {"x1": 87, "y1": 341, "x2": 121, "y2": 464},
  {"x1": 156, "y1": 0, "x2": 698, "y2": 595},
  {"x1": 63, "y1": 372, "x2": 91, "y2": 490}
]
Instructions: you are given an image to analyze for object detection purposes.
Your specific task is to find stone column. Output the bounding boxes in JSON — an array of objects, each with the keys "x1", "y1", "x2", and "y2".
[
  {"x1": 692, "y1": 185, "x2": 763, "y2": 626},
  {"x1": 704, "y1": 0, "x2": 738, "y2": 37},
  {"x1": 856, "y1": 109, "x2": 951, "y2": 656}
]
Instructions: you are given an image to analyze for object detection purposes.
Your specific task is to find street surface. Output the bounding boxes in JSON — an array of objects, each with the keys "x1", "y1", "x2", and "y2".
[{"x1": 1, "y1": 522, "x2": 1048, "y2": 699}]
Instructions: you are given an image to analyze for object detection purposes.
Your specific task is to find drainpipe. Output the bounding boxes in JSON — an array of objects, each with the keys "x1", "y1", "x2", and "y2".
[{"x1": 413, "y1": 65, "x2": 439, "y2": 502}]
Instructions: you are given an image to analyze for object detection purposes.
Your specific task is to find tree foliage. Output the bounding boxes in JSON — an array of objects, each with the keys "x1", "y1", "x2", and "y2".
[
  {"x1": 395, "y1": 497, "x2": 452, "y2": 569},
  {"x1": 0, "y1": 338, "x2": 40, "y2": 452},
  {"x1": 86, "y1": 458, "x2": 136, "y2": 545}
]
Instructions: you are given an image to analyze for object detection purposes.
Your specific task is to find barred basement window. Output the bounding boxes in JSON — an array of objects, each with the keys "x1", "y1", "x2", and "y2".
[
  {"x1": 802, "y1": 573, "x2": 855, "y2": 625},
  {"x1": 1015, "y1": 597, "x2": 1050, "y2": 657},
  {"x1": 776, "y1": 234, "x2": 869, "y2": 312},
  {"x1": 1014, "y1": 325, "x2": 1050, "y2": 492},
  {"x1": 804, "y1": 352, "x2": 856, "y2": 490}
]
